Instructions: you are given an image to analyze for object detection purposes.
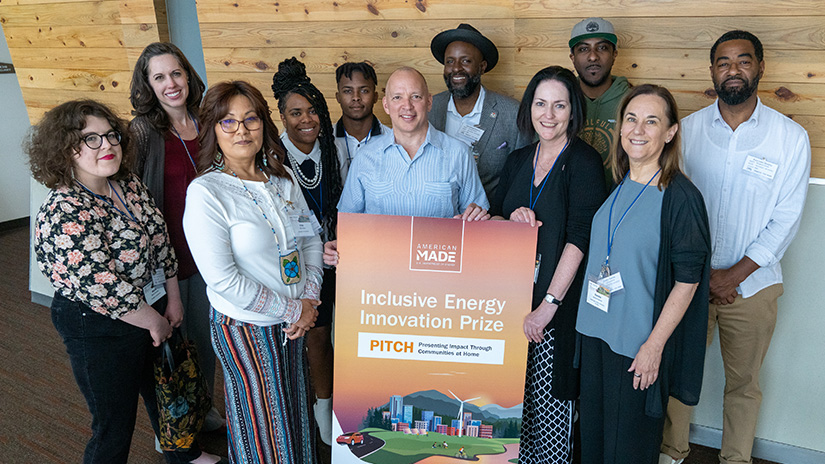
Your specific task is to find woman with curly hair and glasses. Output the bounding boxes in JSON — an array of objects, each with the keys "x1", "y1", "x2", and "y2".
[
  {"x1": 183, "y1": 81, "x2": 321, "y2": 463},
  {"x1": 29, "y1": 99, "x2": 222, "y2": 464}
]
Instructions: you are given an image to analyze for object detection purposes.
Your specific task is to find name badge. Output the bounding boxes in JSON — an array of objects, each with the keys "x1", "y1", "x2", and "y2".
[
  {"x1": 598, "y1": 272, "x2": 624, "y2": 293},
  {"x1": 143, "y1": 280, "x2": 166, "y2": 305},
  {"x1": 151, "y1": 268, "x2": 166, "y2": 286},
  {"x1": 290, "y1": 211, "x2": 322, "y2": 237},
  {"x1": 743, "y1": 155, "x2": 778, "y2": 180},
  {"x1": 586, "y1": 279, "x2": 611, "y2": 312},
  {"x1": 458, "y1": 124, "x2": 485, "y2": 143}
]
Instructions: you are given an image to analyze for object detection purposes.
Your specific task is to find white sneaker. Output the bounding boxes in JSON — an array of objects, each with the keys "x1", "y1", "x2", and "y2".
[
  {"x1": 314, "y1": 397, "x2": 332, "y2": 446},
  {"x1": 202, "y1": 406, "x2": 226, "y2": 432},
  {"x1": 658, "y1": 452, "x2": 684, "y2": 464}
]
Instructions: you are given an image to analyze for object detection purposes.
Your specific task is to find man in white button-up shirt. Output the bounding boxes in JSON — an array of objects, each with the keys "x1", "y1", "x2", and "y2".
[{"x1": 660, "y1": 31, "x2": 811, "y2": 464}]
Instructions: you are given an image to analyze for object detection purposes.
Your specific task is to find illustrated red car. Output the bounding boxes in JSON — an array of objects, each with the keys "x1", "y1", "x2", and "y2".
[{"x1": 336, "y1": 432, "x2": 364, "y2": 446}]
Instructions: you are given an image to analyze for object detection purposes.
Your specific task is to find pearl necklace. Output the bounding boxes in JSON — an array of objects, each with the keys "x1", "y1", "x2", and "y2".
[{"x1": 285, "y1": 148, "x2": 322, "y2": 190}]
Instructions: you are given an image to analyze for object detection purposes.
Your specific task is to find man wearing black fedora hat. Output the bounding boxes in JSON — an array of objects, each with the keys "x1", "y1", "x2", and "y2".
[{"x1": 429, "y1": 23, "x2": 526, "y2": 200}]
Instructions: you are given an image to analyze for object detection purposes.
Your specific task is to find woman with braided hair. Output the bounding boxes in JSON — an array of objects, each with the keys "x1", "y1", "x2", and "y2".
[{"x1": 272, "y1": 57, "x2": 346, "y2": 446}]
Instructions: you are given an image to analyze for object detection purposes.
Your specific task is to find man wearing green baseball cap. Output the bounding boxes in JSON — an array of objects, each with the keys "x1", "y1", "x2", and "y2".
[{"x1": 569, "y1": 17, "x2": 631, "y2": 187}]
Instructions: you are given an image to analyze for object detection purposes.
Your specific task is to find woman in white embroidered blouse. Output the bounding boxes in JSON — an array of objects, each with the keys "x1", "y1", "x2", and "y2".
[{"x1": 183, "y1": 81, "x2": 321, "y2": 463}]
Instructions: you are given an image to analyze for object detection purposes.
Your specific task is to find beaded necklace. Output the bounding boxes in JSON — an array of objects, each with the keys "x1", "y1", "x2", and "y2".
[{"x1": 228, "y1": 168, "x2": 302, "y2": 285}]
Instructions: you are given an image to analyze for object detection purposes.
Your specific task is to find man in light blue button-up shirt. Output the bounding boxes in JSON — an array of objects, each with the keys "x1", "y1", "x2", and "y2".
[{"x1": 324, "y1": 67, "x2": 490, "y2": 265}]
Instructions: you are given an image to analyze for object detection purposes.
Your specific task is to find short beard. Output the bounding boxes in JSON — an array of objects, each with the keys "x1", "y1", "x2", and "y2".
[
  {"x1": 445, "y1": 73, "x2": 482, "y2": 100},
  {"x1": 715, "y1": 75, "x2": 760, "y2": 106},
  {"x1": 579, "y1": 71, "x2": 611, "y2": 89}
]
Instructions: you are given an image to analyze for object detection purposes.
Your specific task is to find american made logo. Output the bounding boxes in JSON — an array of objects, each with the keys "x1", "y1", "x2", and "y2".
[{"x1": 409, "y1": 216, "x2": 464, "y2": 273}]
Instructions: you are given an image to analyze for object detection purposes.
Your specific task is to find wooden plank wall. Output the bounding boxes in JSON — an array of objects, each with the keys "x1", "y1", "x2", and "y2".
[
  {"x1": 0, "y1": 0, "x2": 168, "y2": 122},
  {"x1": 195, "y1": 0, "x2": 825, "y2": 177},
  {"x1": 1, "y1": 1, "x2": 823, "y2": 176}
]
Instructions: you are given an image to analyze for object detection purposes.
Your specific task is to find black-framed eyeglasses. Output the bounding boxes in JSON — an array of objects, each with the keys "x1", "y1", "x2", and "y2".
[
  {"x1": 219, "y1": 116, "x2": 262, "y2": 133},
  {"x1": 82, "y1": 131, "x2": 122, "y2": 149}
]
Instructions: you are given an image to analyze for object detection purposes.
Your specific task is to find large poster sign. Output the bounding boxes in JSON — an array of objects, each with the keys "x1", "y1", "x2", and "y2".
[{"x1": 332, "y1": 213, "x2": 538, "y2": 463}]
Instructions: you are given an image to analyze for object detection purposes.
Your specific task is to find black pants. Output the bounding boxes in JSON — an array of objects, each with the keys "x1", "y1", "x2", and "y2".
[
  {"x1": 51, "y1": 294, "x2": 201, "y2": 464},
  {"x1": 579, "y1": 335, "x2": 665, "y2": 464}
]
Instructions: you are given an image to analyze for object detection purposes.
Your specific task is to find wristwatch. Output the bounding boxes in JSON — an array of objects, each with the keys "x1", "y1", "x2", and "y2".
[{"x1": 544, "y1": 293, "x2": 562, "y2": 306}]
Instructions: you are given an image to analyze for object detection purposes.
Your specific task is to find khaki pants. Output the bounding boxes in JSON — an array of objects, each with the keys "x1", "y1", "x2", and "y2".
[{"x1": 661, "y1": 284, "x2": 783, "y2": 464}]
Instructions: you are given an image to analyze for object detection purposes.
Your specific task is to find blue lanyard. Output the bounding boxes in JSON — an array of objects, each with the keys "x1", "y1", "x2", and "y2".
[
  {"x1": 76, "y1": 179, "x2": 138, "y2": 223},
  {"x1": 529, "y1": 139, "x2": 568, "y2": 210},
  {"x1": 343, "y1": 127, "x2": 371, "y2": 164},
  {"x1": 605, "y1": 169, "x2": 661, "y2": 266},
  {"x1": 169, "y1": 113, "x2": 199, "y2": 172},
  {"x1": 305, "y1": 177, "x2": 323, "y2": 218}
]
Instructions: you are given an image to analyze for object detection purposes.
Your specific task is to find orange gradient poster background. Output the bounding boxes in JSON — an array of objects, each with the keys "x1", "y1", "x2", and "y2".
[{"x1": 332, "y1": 213, "x2": 538, "y2": 463}]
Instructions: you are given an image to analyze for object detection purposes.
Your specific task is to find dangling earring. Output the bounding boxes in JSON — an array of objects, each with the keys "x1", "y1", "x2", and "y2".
[
  {"x1": 213, "y1": 150, "x2": 224, "y2": 169},
  {"x1": 262, "y1": 152, "x2": 269, "y2": 168}
]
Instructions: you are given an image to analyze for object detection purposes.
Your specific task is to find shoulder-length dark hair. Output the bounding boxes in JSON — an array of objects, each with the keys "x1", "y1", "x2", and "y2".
[
  {"x1": 197, "y1": 80, "x2": 289, "y2": 180},
  {"x1": 129, "y1": 42, "x2": 205, "y2": 131},
  {"x1": 610, "y1": 84, "x2": 682, "y2": 189},
  {"x1": 26, "y1": 99, "x2": 133, "y2": 189},
  {"x1": 517, "y1": 65, "x2": 586, "y2": 141}
]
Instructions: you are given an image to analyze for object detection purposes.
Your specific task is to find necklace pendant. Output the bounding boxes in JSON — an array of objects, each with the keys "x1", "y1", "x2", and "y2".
[{"x1": 280, "y1": 249, "x2": 301, "y2": 285}]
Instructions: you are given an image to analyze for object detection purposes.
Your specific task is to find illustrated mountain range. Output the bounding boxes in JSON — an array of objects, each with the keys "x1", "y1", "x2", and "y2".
[{"x1": 381, "y1": 389, "x2": 523, "y2": 422}]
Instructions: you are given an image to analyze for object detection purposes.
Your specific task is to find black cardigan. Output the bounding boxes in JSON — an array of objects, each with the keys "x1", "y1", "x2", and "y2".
[
  {"x1": 491, "y1": 137, "x2": 607, "y2": 400},
  {"x1": 645, "y1": 171, "x2": 712, "y2": 417}
]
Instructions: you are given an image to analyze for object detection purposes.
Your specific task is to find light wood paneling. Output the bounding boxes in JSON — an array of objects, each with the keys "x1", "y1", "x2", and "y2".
[
  {"x1": 0, "y1": 1, "x2": 121, "y2": 26},
  {"x1": 15, "y1": 68, "x2": 133, "y2": 93},
  {"x1": 1, "y1": 0, "x2": 823, "y2": 176},
  {"x1": 514, "y1": 0, "x2": 825, "y2": 18},
  {"x1": 196, "y1": 0, "x2": 514, "y2": 23},
  {"x1": 515, "y1": 17, "x2": 825, "y2": 50},
  {"x1": 2, "y1": 24, "x2": 162, "y2": 49},
  {"x1": 0, "y1": 0, "x2": 167, "y2": 123},
  {"x1": 200, "y1": 19, "x2": 514, "y2": 49},
  {"x1": 8, "y1": 47, "x2": 130, "y2": 71},
  {"x1": 203, "y1": 46, "x2": 516, "y2": 76}
]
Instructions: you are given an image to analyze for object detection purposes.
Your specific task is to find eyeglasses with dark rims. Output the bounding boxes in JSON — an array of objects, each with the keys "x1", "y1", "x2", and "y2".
[
  {"x1": 218, "y1": 116, "x2": 262, "y2": 133},
  {"x1": 81, "y1": 131, "x2": 122, "y2": 150}
]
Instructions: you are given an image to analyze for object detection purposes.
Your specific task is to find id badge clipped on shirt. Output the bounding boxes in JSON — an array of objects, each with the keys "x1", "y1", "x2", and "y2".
[
  {"x1": 586, "y1": 272, "x2": 624, "y2": 313},
  {"x1": 290, "y1": 210, "x2": 322, "y2": 237},
  {"x1": 144, "y1": 269, "x2": 167, "y2": 306},
  {"x1": 151, "y1": 267, "x2": 166, "y2": 286},
  {"x1": 458, "y1": 123, "x2": 484, "y2": 143}
]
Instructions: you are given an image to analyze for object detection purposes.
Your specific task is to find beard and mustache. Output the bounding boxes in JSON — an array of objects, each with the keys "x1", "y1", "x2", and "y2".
[
  {"x1": 444, "y1": 71, "x2": 482, "y2": 99},
  {"x1": 714, "y1": 74, "x2": 761, "y2": 106}
]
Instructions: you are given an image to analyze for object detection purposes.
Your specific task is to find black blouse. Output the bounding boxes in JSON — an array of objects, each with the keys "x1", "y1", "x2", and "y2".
[{"x1": 490, "y1": 137, "x2": 607, "y2": 400}]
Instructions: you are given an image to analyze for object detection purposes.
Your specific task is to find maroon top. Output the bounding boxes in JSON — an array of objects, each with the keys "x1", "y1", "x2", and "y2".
[{"x1": 163, "y1": 132, "x2": 199, "y2": 280}]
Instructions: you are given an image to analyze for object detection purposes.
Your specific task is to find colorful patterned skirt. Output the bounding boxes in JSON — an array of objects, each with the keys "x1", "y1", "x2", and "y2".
[{"x1": 210, "y1": 308, "x2": 316, "y2": 464}]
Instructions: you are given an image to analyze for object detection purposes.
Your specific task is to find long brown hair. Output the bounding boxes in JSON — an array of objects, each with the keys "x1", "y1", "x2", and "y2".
[
  {"x1": 610, "y1": 84, "x2": 682, "y2": 189},
  {"x1": 197, "y1": 80, "x2": 289, "y2": 179},
  {"x1": 129, "y1": 42, "x2": 205, "y2": 131},
  {"x1": 26, "y1": 99, "x2": 134, "y2": 189}
]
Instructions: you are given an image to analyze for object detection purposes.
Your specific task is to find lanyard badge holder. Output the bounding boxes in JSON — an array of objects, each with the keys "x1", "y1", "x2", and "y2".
[{"x1": 587, "y1": 170, "x2": 660, "y2": 313}]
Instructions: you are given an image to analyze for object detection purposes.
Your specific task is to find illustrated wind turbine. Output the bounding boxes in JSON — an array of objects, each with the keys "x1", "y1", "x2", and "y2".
[{"x1": 448, "y1": 390, "x2": 480, "y2": 437}]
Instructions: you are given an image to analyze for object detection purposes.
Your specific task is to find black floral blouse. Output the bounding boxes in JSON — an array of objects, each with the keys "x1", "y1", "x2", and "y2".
[{"x1": 35, "y1": 173, "x2": 177, "y2": 319}]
